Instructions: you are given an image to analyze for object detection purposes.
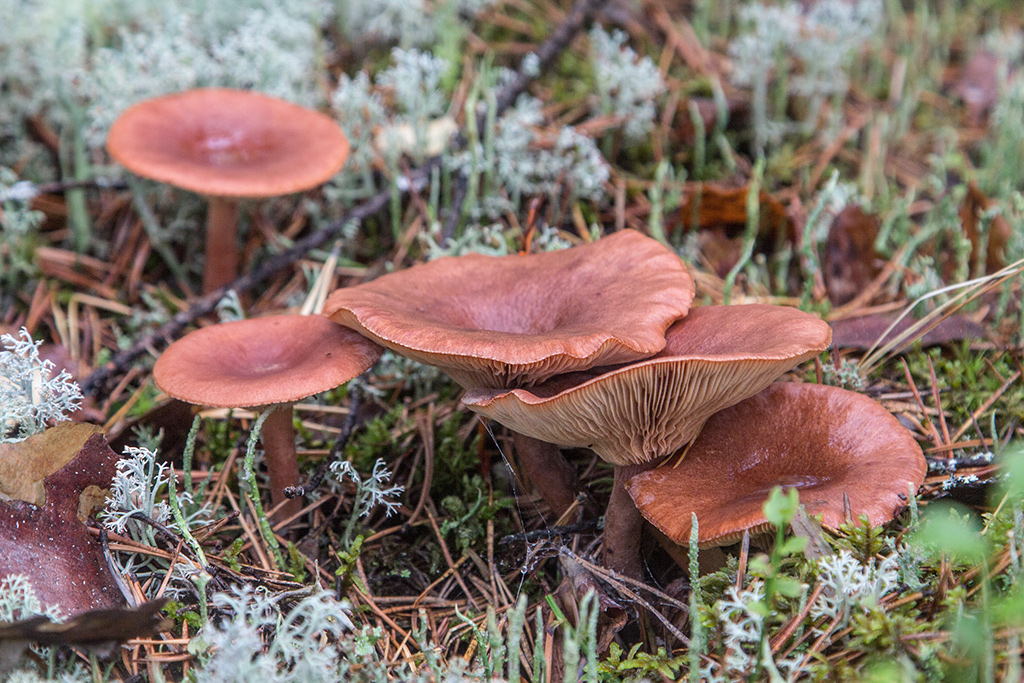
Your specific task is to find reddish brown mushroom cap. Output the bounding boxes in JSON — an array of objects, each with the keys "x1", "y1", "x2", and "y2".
[
  {"x1": 463, "y1": 304, "x2": 832, "y2": 465},
  {"x1": 323, "y1": 230, "x2": 696, "y2": 388},
  {"x1": 625, "y1": 383, "x2": 927, "y2": 547},
  {"x1": 153, "y1": 315, "x2": 383, "y2": 408},
  {"x1": 107, "y1": 88, "x2": 350, "y2": 198}
]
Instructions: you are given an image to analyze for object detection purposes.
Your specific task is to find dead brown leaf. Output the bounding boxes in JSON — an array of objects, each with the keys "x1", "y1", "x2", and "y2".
[
  {"x1": 675, "y1": 183, "x2": 792, "y2": 277},
  {"x1": 830, "y1": 311, "x2": 988, "y2": 349},
  {"x1": 960, "y1": 182, "x2": 1011, "y2": 274},
  {"x1": 677, "y1": 183, "x2": 789, "y2": 233},
  {"x1": 0, "y1": 422, "x2": 102, "y2": 507},
  {"x1": 953, "y1": 49, "x2": 1000, "y2": 127},
  {"x1": 823, "y1": 206, "x2": 882, "y2": 306},
  {"x1": 0, "y1": 427, "x2": 126, "y2": 615}
]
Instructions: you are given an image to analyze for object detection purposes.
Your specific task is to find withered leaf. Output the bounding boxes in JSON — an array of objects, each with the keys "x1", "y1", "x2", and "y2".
[
  {"x1": 960, "y1": 182, "x2": 1011, "y2": 274},
  {"x1": 830, "y1": 312, "x2": 987, "y2": 350},
  {"x1": 675, "y1": 183, "x2": 792, "y2": 278},
  {"x1": 0, "y1": 422, "x2": 102, "y2": 507},
  {"x1": 954, "y1": 49, "x2": 999, "y2": 127},
  {"x1": 676, "y1": 183, "x2": 789, "y2": 235},
  {"x1": 823, "y1": 206, "x2": 882, "y2": 306},
  {"x1": 0, "y1": 429, "x2": 126, "y2": 615},
  {"x1": 790, "y1": 505, "x2": 832, "y2": 564}
]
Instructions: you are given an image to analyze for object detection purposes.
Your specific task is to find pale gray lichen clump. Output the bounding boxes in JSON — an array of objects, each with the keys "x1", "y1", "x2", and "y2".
[
  {"x1": 589, "y1": 26, "x2": 666, "y2": 142},
  {"x1": 0, "y1": 329, "x2": 82, "y2": 443}
]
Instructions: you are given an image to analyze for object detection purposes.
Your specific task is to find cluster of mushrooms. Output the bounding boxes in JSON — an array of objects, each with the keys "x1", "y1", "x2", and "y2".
[
  {"x1": 109, "y1": 87, "x2": 926, "y2": 580},
  {"x1": 153, "y1": 230, "x2": 927, "y2": 579}
]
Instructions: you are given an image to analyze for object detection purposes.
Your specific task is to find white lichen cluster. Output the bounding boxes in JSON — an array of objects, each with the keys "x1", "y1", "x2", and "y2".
[
  {"x1": 189, "y1": 586, "x2": 356, "y2": 682},
  {"x1": 331, "y1": 48, "x2": 608, "y2": 223},
  {"x1": 0, "y1": 575, "x2": 60, "y2": 624},
  {"x1": 0, "y1": 0, "x2": 331, "y2": 164},
  {"x1": 331, "y1": 458, "x2": 405, "y2": 519},
  {"x1": 102, "y1": 443, "x2": 210, "y2": 586},
  {"x1": 0, "y1": 329, "x2": 82, "y2": 443},
  {"x1": 0, "y1": 168, "x2": 43, "y2": 297},
  {"x1": 704, "y1": 583, "x2": 802, "y2": 682},
  {"x1": 704, "y1": 548, "x2": 902, "y2": 681},
  {"x1": 101, "y1": 445, "x2": 175, "y2": 538},
  {"x1": 809, "y1": 550, "x2": 899, "y2": 628},
  {"x1": 83, "y1": 2, "x2": 329, "y2": 149},
  {"x1": 330, "y1": 48, "x2": 454, "y2": 200},
  {"x1": 589, "y1": 26, "x2": 666, "y2": 142},
  {"x1": 715, "y1": 583, "x2": 768, "y2": 676},
  {"x1": 373, "y1": 49, "x2": 454, "y2": 164},
  {"x1": 729, "y1": 0, "x2": 882, "y2": 152},
  {"x1": 449, "y1": 94, "x2": 609, "y2": 220},
  {"x1": 339, "y1": 0, "x2": 496, "y2": 49}
]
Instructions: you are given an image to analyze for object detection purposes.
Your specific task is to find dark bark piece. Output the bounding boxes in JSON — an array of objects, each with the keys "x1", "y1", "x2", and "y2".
[{"x1": 0, "y1": 598, "x2": 169, "y2": 646}]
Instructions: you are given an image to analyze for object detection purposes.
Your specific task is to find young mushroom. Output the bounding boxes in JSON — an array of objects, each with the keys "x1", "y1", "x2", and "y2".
[
  {"x1": 323, "y1": 230, "x2": 696, "y2": 517},
  {"x1": 462, "y1": 304, "x2": 832, "y2": 576},
  {"x1": 107, "y1": 88, "x2": 350, "y2": 293},
  {"x1": 624, "y1": 382, "x2": 927, "y2": 547},
  {"x1": 153, "y1": 314, "x2": 382, "y2": 520}
]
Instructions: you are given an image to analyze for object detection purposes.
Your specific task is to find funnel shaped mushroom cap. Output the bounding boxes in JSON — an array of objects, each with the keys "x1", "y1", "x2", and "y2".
[
  {"x1": 626, "y1": 383, "x2": 926, "y2": 547},
  {"x1": 107, "y1": 88, "x2": 350, "y2": 198},
  {"x1": 153, "y1": 315, "x2": 382, "y2": 408},
  {"x1": 463, "y1": 305, "x2": 832, "y2": 465},
  {"x1": 324, "y1": 230, "x2": 696, "y2": 388}
]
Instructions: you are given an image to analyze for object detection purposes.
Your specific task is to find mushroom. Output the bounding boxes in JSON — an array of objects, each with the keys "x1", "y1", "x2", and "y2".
[
  {"x1": 323, "y1": 230, "x2": 696, "y2": 388},
  {"x1": 462, "y1": 304, "x2": 832, "y2": 576},
  {"x1": 107, "y1": 88, "x2": 350, "y2": 293},
  {"x1": 323, "y1": 230, "x2": 696, "y2": 517},
  {"x1": 153, "y1": 314, "x2": 382, "y2": 520},
  {"x1": 625, "y1": 382, "x2": 926, "y2": 547}
]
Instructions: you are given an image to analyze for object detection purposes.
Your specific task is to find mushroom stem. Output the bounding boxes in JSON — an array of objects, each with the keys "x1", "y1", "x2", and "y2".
[
  {"x1": 511, "y1": 432, "x2": 578, "y2": 519},
  {"x1": 203, "y1": 197, "x2": 239, "y2": 293},
  {"x1": 260, "y1": 403, "x2": 303, "y2": 520},
  {"x1": 603, "y1": 462, "x2": 652, "y2": 579}
]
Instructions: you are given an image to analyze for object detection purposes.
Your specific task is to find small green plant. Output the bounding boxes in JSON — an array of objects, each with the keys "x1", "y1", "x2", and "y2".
[{"x1": 599, "y1": 642, "x2": 686, "y2": 682}]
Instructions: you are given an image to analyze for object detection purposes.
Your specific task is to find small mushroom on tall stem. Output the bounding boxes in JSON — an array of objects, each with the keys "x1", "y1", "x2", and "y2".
[
  {"x1": 107, "y1": 88, "x2": 350, "y2": 293},
  {"x1": 153, "y1": 314, "x2": 382, "y2": 520}
]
